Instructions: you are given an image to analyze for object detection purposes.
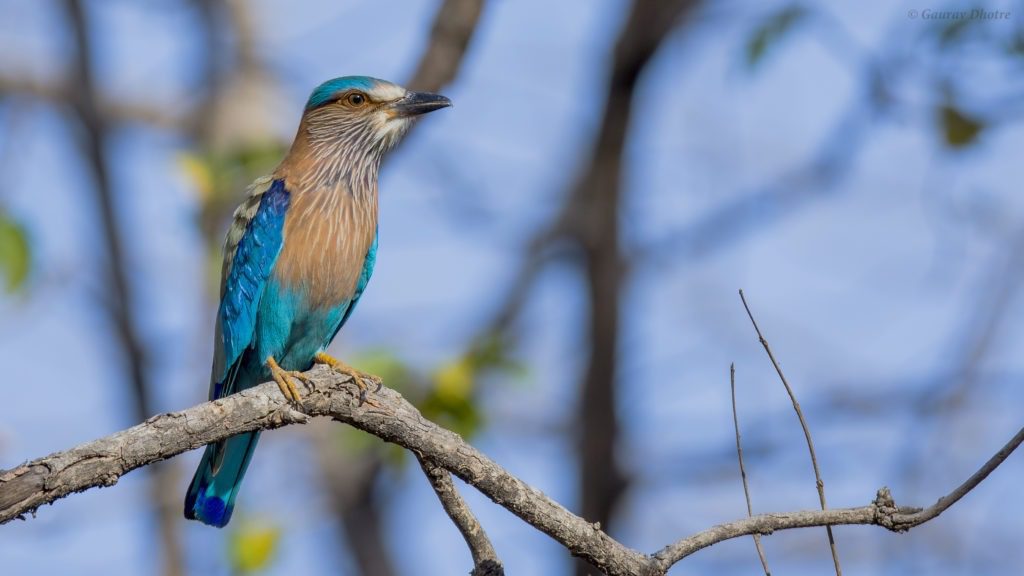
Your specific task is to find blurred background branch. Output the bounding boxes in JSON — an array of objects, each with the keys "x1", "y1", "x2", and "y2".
[{"x1": 63, "y1": 1, "x2": 184, "y2": 574}]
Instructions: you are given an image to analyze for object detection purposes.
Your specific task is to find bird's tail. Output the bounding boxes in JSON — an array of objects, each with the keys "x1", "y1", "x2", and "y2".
[{"x1": 184, "y1": 431, "x2": 261, "y2": 527}]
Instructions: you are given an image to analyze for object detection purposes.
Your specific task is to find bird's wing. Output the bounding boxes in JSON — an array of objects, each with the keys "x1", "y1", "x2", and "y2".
[{"x1": 210, "y1": 176, "x2": 291, "y2": 399}]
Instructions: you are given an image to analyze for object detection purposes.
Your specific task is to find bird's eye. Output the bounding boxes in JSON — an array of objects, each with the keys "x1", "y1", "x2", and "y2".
[{"x1": 346, "y1": 92, "x2": 367, "y2": 106}]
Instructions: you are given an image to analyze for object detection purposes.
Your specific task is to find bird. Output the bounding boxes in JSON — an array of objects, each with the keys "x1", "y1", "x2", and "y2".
[{"x1": 184, "y1": 76, "x2": 451, "y2": 527}]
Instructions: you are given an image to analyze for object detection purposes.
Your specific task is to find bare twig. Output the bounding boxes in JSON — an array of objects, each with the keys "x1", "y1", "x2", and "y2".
[
  {"x1": 731, "y1": 363, "x2": 772, "y2": 575},
  {"x1": 893, "y1": 424, "x2": 1024, "y2": 527},
  {"x1": 1, "y1": 367, "x2": 1019, "y2": 575},
  {"x1": 418, "y1": 456, "x2": 503, "y2": 576},
  {"x1": 738, "y1": 289, "x2": 842, "y2": 575}
]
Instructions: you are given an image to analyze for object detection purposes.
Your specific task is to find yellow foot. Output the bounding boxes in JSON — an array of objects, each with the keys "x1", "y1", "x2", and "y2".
[
  {"x1": 314, "y1": 352, "x2": 380, "y2": 405},
  {"x1": 266, "y1": 356, "x2": 311, "y2": 403}
]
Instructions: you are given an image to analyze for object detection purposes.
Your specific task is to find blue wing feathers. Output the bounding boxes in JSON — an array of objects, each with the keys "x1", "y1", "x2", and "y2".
[
  {"x1": 188, "y1": 179, "x2": 290, "y2": 527},
  {"x1": 215, "y1": 180, "x2": 291, "y2": 391}
]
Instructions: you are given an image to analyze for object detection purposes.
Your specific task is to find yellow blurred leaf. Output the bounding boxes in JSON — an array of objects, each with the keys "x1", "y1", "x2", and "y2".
[
  {"x1": 178, "y1": 152, "x2": 215, "y2": 202},
  {"x1": 0, "y1": 212, "x2": 30, "y2": 292},
  {"x1": 434, "y1": 357, "x2": 474, "y2": 403},
  {"x1": 229, "y1": 521, "x2": 281, "y2": 574}
]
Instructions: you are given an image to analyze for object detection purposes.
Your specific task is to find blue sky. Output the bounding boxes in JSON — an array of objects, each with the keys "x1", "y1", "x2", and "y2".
[{"x1": 1, "y1": 0, "x2": 1022, "y2": 574}]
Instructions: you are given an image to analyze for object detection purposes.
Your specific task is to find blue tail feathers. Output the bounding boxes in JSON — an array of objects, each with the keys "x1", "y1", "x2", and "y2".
[{"x1": 184, "y1": 431, "x2": 261, "y2": 527}]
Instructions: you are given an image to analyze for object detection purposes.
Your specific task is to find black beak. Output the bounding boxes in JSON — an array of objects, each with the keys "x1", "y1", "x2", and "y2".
[{"x1": 393, "y1": 91, "x2": 452, "y2": 117}]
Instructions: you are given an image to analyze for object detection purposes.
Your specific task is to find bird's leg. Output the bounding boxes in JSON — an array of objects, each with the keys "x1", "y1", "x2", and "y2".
[
  {"x1": 266, "y1": 356, "x2": 311, "y2": 403},
  {"x1": 314, "y1": 352, "x2": 379, "y2": 405}
]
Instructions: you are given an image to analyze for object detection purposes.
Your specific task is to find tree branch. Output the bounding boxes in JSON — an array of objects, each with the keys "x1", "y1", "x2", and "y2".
[
  {"x1": 1, "y1": 367, "x2": 1020, "y2": 576},
  {"x1": 417, "y1": 456, "x2": 503, "y2": 576},
  {"x1": 0, "y1": 368, "x2": 648, "y2": 575}
]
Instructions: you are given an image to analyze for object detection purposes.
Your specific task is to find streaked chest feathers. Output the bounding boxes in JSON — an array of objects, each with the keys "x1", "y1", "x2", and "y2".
[{"x1": 274, "y1": 185, "x2": 377, "y2": 309}]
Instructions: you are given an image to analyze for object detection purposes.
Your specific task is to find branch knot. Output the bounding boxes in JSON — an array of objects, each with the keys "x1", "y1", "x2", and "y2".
[{"x1": 872, "y1": 486, "x2": 900, "y2": 531}]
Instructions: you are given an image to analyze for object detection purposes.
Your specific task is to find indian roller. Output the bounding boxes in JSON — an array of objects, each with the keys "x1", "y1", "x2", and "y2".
[{"x1": 184, "y1": 76, "x2": 451, "y2": 527}]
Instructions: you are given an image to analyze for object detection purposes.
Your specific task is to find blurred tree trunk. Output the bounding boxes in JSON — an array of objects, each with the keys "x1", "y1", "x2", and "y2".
[
  {"x1": 63, "y1": 1, "x2": 184, "y2": 575},
  {"x1": 406, "y1": 0, "x2": 485, "y2": 94},
  {"x1": 561, "y1": 1, "x2": 698, "y2": 574},
  {"x1": 314, "y1": 425, "x2": 398, "y2": 576}
]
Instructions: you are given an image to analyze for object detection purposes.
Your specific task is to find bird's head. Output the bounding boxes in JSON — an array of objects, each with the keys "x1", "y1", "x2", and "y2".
[{"x1": 300, "y1": 76, "x2": 451, "y2": 158}]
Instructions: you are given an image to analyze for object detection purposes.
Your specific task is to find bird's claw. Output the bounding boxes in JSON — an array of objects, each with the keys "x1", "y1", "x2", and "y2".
[
  {"x1": 314, "y1": 352, "x2": 380, "y2": 407},
  {"x1": 266, "y1": 356, "x2": 309, "y2": 403}
]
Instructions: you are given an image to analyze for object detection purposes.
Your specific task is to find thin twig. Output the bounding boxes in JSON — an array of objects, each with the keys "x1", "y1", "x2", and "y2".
[
  {"x1": 731, "y1": 363, "x2": 772, "y2": 575},
  {"x1": 418, "y1": 456, "x2": 504, "y2": 576},
  {"x1": 893, "y1": 424, "x2": 1024, "y2": 527},
  {"x1": 739, "y1": 289, "x2": 842, "y2": 575}
]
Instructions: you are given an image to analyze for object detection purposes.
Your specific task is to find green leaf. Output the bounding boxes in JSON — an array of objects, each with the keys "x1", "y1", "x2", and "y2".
[
  {"x1": 180, "y1": 140, "x2": 288, "y2": 230},
  {"x1": 420, "y1": 388, "x2": 482, "y2": 439},
  {"x1": 0, "y1": 212, "x2": 30, "y2": 292},
  {"x1": 229, "y1": 520, "x2": 281, "y2": 574},
  {"x1": 230, "y1": 142, "x2": 288, "y2": 174},
  {"x1": 939, "y1": 105, "x2": 985, "y2": 148},
  {"x1": 746, "y1": 5, "x2": 806, "y2": 69}
]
